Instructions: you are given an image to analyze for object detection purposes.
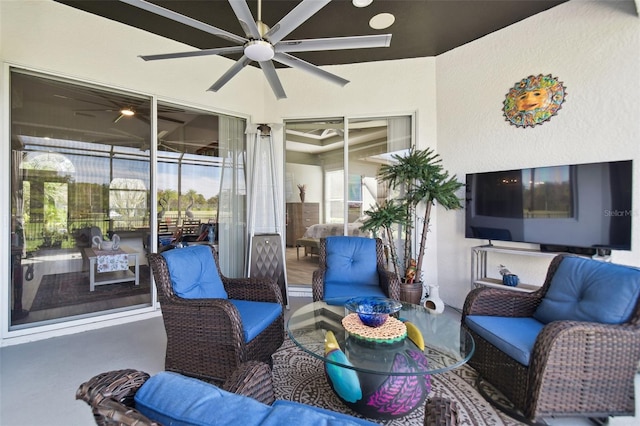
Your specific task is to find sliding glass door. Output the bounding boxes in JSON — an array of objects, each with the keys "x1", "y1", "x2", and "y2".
[
  {"x1": 8, "y1": 68, "x2": 246, "y2": 331},
  {"x1": 155, "y1": 103, "x2": 247, "y2": 278},
  {"x1": 284, "y1": 115, "x2": 413, "y2": 286}
]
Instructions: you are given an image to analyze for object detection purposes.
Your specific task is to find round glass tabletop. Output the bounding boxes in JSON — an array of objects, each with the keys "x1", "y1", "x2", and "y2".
[{"x1": 286, "y1": 300, "x2": 475, "y2": 376}]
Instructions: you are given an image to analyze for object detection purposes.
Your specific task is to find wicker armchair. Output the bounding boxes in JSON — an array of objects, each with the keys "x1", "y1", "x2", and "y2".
[
  {"x1": 462, "y1": 254, "x2": 640, "y2": 422},
  {"x1": 312, "y1": 236, "x2": 400, "y2": 303},
  {"x1": 148, "y1": 245, "x2": 284, "y2": 383},
  {"x1": 76, "y1": 362, "x2": 275, "y2": 426}
]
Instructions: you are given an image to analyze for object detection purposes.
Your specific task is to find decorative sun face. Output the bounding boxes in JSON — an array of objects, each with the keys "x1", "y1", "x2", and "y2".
[
  {"x1": 515, "y1": 88, "x2": 550, "y2": 112},
  {"x1": 504, "y1": 74, "x2": 566, "y2": 128}
]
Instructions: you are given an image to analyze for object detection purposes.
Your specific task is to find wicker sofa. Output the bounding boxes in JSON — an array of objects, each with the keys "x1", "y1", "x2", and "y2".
[
  {"x1": 76, "y1": 362, "x2": 378, "y2": 426},
  {"x1": 462, "y1": 254, "x2": 640, "y2": 423},
  {"x1": 77, "y1": 362, "x2": 458, "y2": 426}
]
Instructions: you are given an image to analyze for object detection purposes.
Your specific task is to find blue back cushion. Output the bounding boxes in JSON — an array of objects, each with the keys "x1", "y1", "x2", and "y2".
[
  {"x1": 534, "y1": 256, "x2": 640, "y2": 325},
  {"x1": 134, "y1": 372, "x2": 376, "y2": 426},
  {"x1": 324, "y1": 237, "x2": 378, "y2": 287},
  {"x1": 134, "y1": 372, "x2": 270, "y2": 426},
  {"x1": 162, "y1": 245, "x2": 228, "y2": 299}
]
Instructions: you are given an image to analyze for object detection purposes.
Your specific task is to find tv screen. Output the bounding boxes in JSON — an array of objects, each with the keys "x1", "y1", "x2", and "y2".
[{"x1": 465, "y1": 160, "x2": 633, "y2": 250}]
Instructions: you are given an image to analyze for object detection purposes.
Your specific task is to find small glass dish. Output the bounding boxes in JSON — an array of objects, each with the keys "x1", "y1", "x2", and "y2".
[{"x1": 344, "y1": 297, "x2": 403, "y2": 328}]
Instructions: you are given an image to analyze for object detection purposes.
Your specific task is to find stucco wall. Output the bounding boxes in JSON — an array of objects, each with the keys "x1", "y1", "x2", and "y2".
[{"x1": 436, "y1": 0, "x2": 640, "y2": 308}]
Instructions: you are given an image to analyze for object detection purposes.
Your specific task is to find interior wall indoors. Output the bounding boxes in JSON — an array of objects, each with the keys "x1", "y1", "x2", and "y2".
[
  {"x1": 436, "y1": 0, "x2": 640, "y2": 309},
  {"x1": 285, "y1": 163, "x2": 323, "y2": 206}
]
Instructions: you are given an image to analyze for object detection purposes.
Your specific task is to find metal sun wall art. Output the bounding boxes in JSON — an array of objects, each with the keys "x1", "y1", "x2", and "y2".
[{"x1": 503, "y1": 74, "x2": 567, "y2": 128}]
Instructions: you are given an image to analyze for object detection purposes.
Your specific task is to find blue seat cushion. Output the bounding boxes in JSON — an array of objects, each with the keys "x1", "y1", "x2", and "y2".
[
  {"x1": 534, "y1": 256, "x2": 640, "y2": 325},
  {"x1": 465, "y1": 315, "x2": 545, "y2": 366},
  {"x1": 162, "y1": 245, "x2": 228, "y2": 299},
  {"x1": 230, "y1": 300, "x2": 282, "y2": 342},
  {"x1": 323, "y1": 284, "x2": 387, "y2": 306},
  {"x1": 134, "y1": 371, "x2": 271, "y2": 426},
  {"x1": 324, "y1": 237, "x2": 379, "y2": 287}
]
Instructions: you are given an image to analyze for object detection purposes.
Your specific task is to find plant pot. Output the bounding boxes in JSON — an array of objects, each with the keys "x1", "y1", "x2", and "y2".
[{"x1": 400, "y1": 282, "x2": 423, "y2": 305}]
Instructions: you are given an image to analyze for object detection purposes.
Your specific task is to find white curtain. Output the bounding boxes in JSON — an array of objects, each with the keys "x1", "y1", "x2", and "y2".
[
  {"x1": 217, "y1": 116, "x2": 247, "y2": 278},
  {"x1": 11, "y1": 150, "x2": 25, "y2": 252},
  {"x1": 387, "y1": 116, "x2": 411, "y2": 154}
]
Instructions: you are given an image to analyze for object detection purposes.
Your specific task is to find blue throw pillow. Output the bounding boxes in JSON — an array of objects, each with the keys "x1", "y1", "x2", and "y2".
[
  {"x1": 162, "y1": 245, "x2": 227, "y2": 299},
  {"x1": 534, "y1": 256, "x2": 640, "y2": 325},
  {"x1": 324, "y1": 237, "x2": 379, "y2": 287}
]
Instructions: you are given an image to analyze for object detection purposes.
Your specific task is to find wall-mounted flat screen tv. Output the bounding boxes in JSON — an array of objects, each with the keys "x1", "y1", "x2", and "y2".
[{"x1": 465, "y1": 160, "x2": 633, "y2": 251}]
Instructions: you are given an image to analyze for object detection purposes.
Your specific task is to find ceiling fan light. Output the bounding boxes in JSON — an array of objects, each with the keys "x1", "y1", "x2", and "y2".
[
  {"x1": 352, "y1": 0, "x2": 373, "y2": 7},
  {"x1": 245, "y1": 40, "x2": 275, "y2": 62},
  {"x1": 120, "y1": 108, "x2": 135, "y2": 116}
]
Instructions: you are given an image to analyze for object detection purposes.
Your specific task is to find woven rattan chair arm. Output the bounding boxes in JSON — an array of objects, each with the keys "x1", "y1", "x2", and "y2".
[
  {"x1": 160, "y1": 298, "x2": 245, "y2": 342},
  {"x1": 222, "y1": 361, "x2": 275, "y2": 405},
  {"x1": 311, "y1": 269, "x2": 325, "y2": 301},
  {"x1": 224, "y1": 277, "x2": 284, "y2": 305},
  {"x1": 378, "y1": 268, "x2": 401, "y2": 301},
  {"x1": 529, "y1": 320, "x2": 640, "y2": 414},
  {"x1": 462, "y1": 287, "x2": 542, "y2": 318},
  {"x1": 92, "y1": 398, "x2": 159, "y2": 426},
  {"x1": 532, "y1": 320, "x2": 640, "y2": 369},
  {"x1": 77, "y1": 370, "x2": 157, "y2": 426},
  {"x1": 76, "y1": 369, "x2": 150, "y2": 408}
]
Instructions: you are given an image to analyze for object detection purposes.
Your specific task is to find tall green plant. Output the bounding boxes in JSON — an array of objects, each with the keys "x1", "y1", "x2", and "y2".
[
  {"x1": 359, "y1": 200, "x2": 410, "y2": 282},
  {"x1": 362, "y1": 147, "x2": 464, "y2": 282}
]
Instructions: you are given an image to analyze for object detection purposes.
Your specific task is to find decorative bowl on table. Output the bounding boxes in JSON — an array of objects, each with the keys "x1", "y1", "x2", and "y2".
[{"x1": 344, "y1": 297, "x2": 402, "y2": 328}]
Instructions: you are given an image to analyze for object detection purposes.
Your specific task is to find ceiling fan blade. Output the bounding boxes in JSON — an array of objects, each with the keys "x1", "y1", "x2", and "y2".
[
  {"x1": 264, "y1": 0, "x2": 331, "y2": 44},
  {"x1": 207, "y1": 56, "x2": 252, "y2": 92},
  {"x1": 140, "y1": 46, "x2": 245, "y2": 61},
  {"x1": 259, "y1": 61, "x2": 287, "y2": 100},
  {"x1": 276, "y1": 34, "x2": 392, "y2": 53},
  {"x1": 273, "y1": 53, "x2": 349, "y2": 87},
  {"x1": 228, "y1": 0, "x2": 261, "y2": 39},
  {"x1": 119, "y1": 0, "x2": 247, "y2": 45}
]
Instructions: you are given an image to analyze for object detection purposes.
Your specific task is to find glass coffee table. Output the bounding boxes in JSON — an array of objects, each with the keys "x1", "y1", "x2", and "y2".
[{"x1": 286, "y1": 300, "x2": 475, "y2": 420}]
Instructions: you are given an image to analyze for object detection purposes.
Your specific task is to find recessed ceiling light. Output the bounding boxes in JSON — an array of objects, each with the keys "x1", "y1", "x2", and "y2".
[
  {"x1": 369, "y1": 13, "x2": 395, "y2": 30},
  {"x1": 352, "y1": 0, "x2": 373, "y2": 7}
]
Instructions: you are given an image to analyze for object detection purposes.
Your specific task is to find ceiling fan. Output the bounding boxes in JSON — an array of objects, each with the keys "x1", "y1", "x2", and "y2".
[{"x1": 121, "y1": 0, "x2": 392, "y2": 99}]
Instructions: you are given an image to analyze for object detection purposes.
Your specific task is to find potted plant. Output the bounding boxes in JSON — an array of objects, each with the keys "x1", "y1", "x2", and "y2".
[
  {"x1": 358, "y1": 199, "x2": 409, "y2": 283},
  {"x1": 360, "y1": 147, "x2": 464, "y2": 289}
]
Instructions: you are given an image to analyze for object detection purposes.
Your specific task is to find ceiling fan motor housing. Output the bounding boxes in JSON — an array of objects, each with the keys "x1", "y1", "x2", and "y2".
[{"x1": 245, "y1": 39, "x2": 274, "y2": 61}]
